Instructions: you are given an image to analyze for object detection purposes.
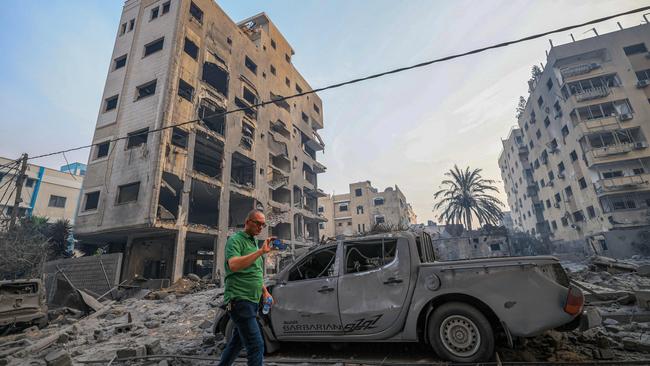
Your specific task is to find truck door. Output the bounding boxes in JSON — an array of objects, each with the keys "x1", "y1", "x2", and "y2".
[
  {"x1": 338, "y1": 237, "x2": 410, "y2": 335},
  {"x1": 270, "y1": 245, "x2": 342, "y2": 338}
]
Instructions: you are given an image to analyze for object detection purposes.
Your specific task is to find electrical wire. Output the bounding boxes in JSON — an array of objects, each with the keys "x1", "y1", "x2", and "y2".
[
  {"x1": 0, "y1": 158, "x2": 20, "y2": 172},
  {"x1": 0, "y1": 185, "x2": 18, "y2": 218},
  {"x1": 25, "y1": 5, "x2": 650, "y2": 162}
]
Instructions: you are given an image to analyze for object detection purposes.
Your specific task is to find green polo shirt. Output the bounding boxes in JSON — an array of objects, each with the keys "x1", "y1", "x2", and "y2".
[{"x1": 223, "y1": 231, "x2": 264, "y2": 304}]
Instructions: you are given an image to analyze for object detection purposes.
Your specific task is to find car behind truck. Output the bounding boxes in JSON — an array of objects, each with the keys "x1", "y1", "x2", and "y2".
[{"x1": 215, "y1": 231, "x2": 599, "y2": 362}]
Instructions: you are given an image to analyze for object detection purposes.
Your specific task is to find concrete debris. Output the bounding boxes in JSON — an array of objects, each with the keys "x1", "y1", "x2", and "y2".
[
  {"x1": 636, "y1": 290, "x2": 650, "y2": 310},
  {"x1": 591, "y1": 255, "x2": 642, "y2": 274},
  {"x1": 145, "y1": 276, "x2": 215, "y2": 299},
  {"x1": 2, "y1": 256, "x2": 649, "y2": 365},
  {"x1": 44, "y1": 349, "x2": 72, "y2": 366}
]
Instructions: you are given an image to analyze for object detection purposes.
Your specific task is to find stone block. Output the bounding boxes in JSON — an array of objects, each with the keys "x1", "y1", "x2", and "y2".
[
  {"x1": 116, "y1": 345, "x2": 146, "y2": 359},
  {"x1": 636, "y1": 290, "x2": 650, "y2": 310},
  {"x1": 144, "y1": 338, "x2": 162, "y2": 355},
  {"x1": 44, "y1": 349, "x2": 72, "y2": 366}
]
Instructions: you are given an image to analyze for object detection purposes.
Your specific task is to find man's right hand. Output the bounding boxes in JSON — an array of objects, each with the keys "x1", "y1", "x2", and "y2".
[{"x1": 260, "y1": 236, "x2": 276, "y2": 254}]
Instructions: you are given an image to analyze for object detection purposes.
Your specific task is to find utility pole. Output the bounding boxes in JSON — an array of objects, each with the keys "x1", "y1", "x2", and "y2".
[{"x1": 9, "y1": 153, "x2": 28, "y2": 230}]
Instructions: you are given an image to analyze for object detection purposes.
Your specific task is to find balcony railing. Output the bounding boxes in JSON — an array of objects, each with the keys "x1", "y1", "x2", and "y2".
[
  {"x1": 606, "y1": 208, "x2": 650, "y2": 228},
  {"x1": 574, "y1": 86, "x2": 611, "y2": 102},
  {"x1": 586, "y1": 143, "x2": 635, "y2": 165},
  {"x1": 575, "y1": 115, "x2": 623, "y2": 136},
  {"x1": 560, "y1": 62, "x2": 601, "y2": 80},
  {"x1": 595, "y1": 174, "x2": 650, "y2": 194},
  {"x1": 517, "y1": 144, "x2": 529, "y2": 155}
]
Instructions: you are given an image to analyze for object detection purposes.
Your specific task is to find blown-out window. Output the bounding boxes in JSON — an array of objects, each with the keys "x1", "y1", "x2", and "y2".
[{"x1": 344, "y1": 239, "x2": 397, "y2": 274}]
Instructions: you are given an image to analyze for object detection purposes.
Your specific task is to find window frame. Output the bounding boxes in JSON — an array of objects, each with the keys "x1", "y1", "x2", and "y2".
[
  {"x1": 150, "y1": 6, "x2": 159, "y2": 20},
  {"x1": 178, "y1": 78, "x2": 194, "y2": 102},
  {"x1": 342, "y1": 238, "x2": 398, "y2": 275},
  {"x1": 116, "y1": 182, "x2": 141, "y2": 205},
  {"x1": 93, "y1": 140, "x2": 111, "y2": 161},
  {"x1": 126, "y1": 128, "x2": 149, "y2": 149},
  {"x1": 104, "y1": 95, "x2": 119, "y2": 112},
  {"x1": 113, "y1": 54, "x2": 127, "y2": 70},
  {"x1": 143, "y1": 37, "x2": 165, "y2": 57},
  {"x1": 183, "y1": 37, "x2": 198, "y2": 60},
  {"x1": 135, "y1": 79, "x2": 157, "y2": 100},
  {"x1": 287, "y1": 245, "x2": 338, "y2": 282},
  {"x1": 189, "y1": 1, "x2": 203, "y2": 24},
  {"x1": 82, "y1": 190, "x2": 100, "y2": 212},
  {"x1": 244, "y1": 56, "x2": 257, "y2": 74},
  {"x1": 48, "y1": 195, "x2": 67, "y2": 208}
]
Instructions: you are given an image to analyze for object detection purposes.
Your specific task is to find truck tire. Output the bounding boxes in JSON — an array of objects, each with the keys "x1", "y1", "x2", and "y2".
[{"x1": 427, "y1": 302, "x2": 494, "y2": 363}]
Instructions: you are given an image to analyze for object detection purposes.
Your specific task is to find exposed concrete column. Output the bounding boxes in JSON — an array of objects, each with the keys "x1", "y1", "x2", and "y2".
[
  {"x1": 171, "y1": 227, "x2": 187, "y2": 282},
  {"x1": 121, "y1": 235, "x2": 135, "y2": 281},
  {"x1": 171, "y1": 130, "x2": 196, "y2": 283}
]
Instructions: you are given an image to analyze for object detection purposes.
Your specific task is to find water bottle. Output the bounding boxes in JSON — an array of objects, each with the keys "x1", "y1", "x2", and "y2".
[
  {"x1": 272, "y1": 239, "x2": 286, "y2": 250},
  {"x1": 262, "y1": 296, "x2": 273, "y2": 314}
]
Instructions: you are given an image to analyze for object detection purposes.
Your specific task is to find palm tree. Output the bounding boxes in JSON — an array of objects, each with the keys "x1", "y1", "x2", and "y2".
[{"x1": 433, "y1": 165, "x2": 504, "y2": 231}]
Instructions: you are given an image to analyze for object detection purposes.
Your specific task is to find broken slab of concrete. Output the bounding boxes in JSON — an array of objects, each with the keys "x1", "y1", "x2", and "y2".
[
  {"x1": 44, "y1": 349, "x2": 72, "y2": 366},
  {"x1": 638, "y1": 264, "x2": 650, "y2": 278},
  {"x1": 636, "y1": 290, "x2": 650, "y2": 310},
  {"x1": 115, "y1": 345, "x2": 146, "y2": 358},
  {"x1": 600, "y1": 311, "x2": 650, "y2": 324},
  {"x1": 591, "y1": 256, "x2": 639, "y2": 274}
]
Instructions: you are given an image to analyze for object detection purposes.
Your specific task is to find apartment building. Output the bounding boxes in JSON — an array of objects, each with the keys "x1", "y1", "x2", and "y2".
[
  {"x1": 0, "y1": 157, "x2": 84, "y2": 223},
  {"x1": 75, "y1": 0, "x2": 326, "y2": 282},
  {"x1": 499, "y1": 23, "x2": 650, "y2": 258},
  {"x1": 319, "y1": 181, "x2": 416, "y2": 238}
]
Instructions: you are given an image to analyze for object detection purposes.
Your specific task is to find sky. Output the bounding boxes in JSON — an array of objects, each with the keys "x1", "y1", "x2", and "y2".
[{"x1": 0, "y1": 0, "x2": 648, "y2": 223}]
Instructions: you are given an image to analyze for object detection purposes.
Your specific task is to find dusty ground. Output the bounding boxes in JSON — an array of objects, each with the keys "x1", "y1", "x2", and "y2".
[{"x1": 3, "y1": 257, "x2": 650, "y2": 365}]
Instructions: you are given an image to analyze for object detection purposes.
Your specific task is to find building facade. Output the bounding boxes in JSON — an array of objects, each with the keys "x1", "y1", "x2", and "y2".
[
  {"x1": 0, "y1": 157, "x2": 84, "y2": 223},
  {"x1": 498, "y1": 24, "x2": 650, "y2": 257},
  {"x1": 75, "y1": 0, "x2": 326, "y2": 282},
  {"x1": 319, "y1": 181, "x2": 416, "y2": 238}
]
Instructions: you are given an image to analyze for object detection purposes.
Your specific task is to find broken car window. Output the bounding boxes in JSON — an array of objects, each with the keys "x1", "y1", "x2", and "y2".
[
  {"x1": 288, "y1": 246, "x2": 337, "y2": 281},
  {"x1": 344, "y1": 239, "x2": 397, "y2": 274}
]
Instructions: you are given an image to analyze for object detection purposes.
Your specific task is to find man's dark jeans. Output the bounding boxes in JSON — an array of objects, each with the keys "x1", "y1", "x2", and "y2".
[{"x1": 217, "y1": 300, "x2": 264, "y2": 366}]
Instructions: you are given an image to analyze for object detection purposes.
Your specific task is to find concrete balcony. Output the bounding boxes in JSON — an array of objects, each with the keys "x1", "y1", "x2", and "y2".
[
  {"x1": 575, "y1": 115, "x2": 625, "y2": 136},
  {"x1": 312, "y1": 160, "x2": 326, "y2": 174},
  {"x1": 585, "y1": 143, "x2": 638, "y2": 166},
  {"x1": 606, "y1": 208, "x2": 650, "y2": 229},
  {"x1": 517, "y1": 144, "x2": 529, "y2": 155},
  {"x1": 560, "y1": 62, "x2": 601, "y2": 82},
  {"x1": 304, "y1": 130, "x2": 325, "y2": 151},
  {"x1": 572, "y1": 86, "x2": 611, "y2": 103},
  {"x1": 595, "y1": 174, "x2": 650, "y2": 195}
]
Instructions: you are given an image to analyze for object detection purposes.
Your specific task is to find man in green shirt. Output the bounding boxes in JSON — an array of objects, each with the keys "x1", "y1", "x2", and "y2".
[{"x1": 218, "y1": 209, "x2": 274, "y2": 366}]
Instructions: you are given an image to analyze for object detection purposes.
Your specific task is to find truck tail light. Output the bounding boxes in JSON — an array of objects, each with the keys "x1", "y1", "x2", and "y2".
[{"x1": 564, "y1": 286, "x2": 584, "y2": 316}]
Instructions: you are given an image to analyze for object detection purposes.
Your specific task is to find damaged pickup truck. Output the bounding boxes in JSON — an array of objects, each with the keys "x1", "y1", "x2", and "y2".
[{"x1": 214, "y1": 231, "x2": 600, "y2": 362}]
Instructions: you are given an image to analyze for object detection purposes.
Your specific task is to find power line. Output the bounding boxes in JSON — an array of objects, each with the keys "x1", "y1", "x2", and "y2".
[
  {"x1": 0, "y1": 158, "x2": 21, "y2": 172},
  {"x1": 27, "y1": 5, "x2": 650, "y2": 162}
]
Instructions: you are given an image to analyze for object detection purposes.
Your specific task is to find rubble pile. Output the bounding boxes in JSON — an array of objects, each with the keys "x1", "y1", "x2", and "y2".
[
  {"x1": 3, "y1": 257, "x2": 650, "y2": 365},
  {"x1": 0, "y1": 276, "x2": 225, "y2": 365}
]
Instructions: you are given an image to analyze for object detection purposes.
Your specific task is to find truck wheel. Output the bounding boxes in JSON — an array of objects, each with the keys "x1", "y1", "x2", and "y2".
[{"x1": 428, "y1": 302, "x2": 494, "y2": 363}]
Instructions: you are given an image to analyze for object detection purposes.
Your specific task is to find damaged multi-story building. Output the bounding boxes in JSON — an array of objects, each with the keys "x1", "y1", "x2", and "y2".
[
  {"x1": 499, "y1": 23, "x2": 650, "y2": 258},
  {"x1": 318, "y1": 181, "x2": 416, "y2": 238},
  {"x1": 75, "y1": 0, "x2": 326, "y2": 282}
]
